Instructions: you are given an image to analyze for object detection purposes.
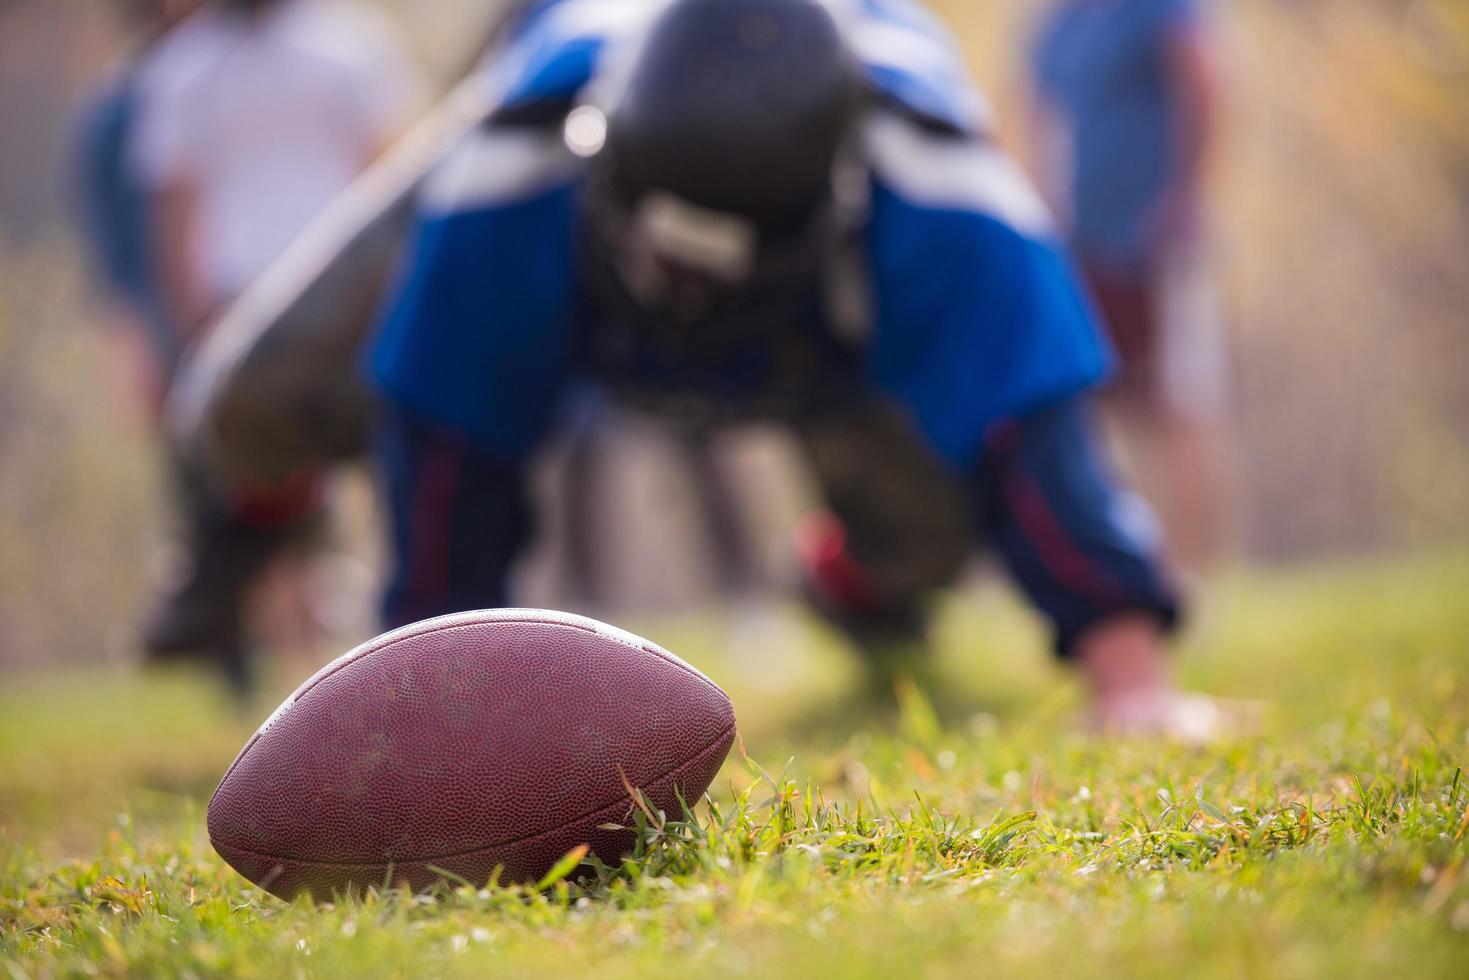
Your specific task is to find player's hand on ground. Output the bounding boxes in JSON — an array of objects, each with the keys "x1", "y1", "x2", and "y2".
[{"x1": 1089, "y1": 690, "x2": 1264, "y2": 743}]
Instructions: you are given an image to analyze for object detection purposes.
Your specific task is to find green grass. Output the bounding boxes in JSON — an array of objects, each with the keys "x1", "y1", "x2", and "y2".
[{"x1": 3, "y1": 554, "x2": 1469, "y2": 978}]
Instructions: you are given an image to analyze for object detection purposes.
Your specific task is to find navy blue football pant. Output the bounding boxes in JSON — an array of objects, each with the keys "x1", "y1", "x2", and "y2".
[{"x1": 376, "y1": 394, "x2": 1180, "y2": 656}]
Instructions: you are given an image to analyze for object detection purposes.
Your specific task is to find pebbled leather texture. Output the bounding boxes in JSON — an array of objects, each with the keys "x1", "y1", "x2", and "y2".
[{"x1": 207, "y1": 610, "x2": 737, "y2": 900}]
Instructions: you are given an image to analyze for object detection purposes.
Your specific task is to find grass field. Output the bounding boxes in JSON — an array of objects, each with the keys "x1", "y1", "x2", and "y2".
[{"x1": 3, "y1": 554, "x2": 1468, "y2": 978}]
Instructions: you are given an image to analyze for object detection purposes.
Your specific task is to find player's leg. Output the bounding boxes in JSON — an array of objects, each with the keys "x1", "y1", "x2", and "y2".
[
  {"x1": 793, "y1": 399, "x2": 971, "y2": 688},
  {"x1": 677, "y1": 428, "x2": 762, "y2": 597},
  {"x1": 376, "y1": 403, "x2": 536, "y2": 629},
  {"x1": 558, "y1": 388, "x2": 610, "y2": 609},
  {"x1": 142, "y1": 449, "x2": 323, "y2": 696}
]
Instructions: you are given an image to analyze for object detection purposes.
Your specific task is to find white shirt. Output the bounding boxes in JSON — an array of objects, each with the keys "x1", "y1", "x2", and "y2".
[{"x1": 133, "y1": 0, "x2": 422, "y2": 301}]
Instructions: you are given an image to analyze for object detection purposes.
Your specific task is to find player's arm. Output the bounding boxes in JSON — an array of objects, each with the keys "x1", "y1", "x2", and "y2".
[
  {"x1": 132, "y1": 58, "x2": 215, "y2": 343},
  {"x1": 152, "y1": 174, "x2": 212, "y2": 339},
  {"x1": 1022, "y1": 57, "x2": 1067, "y2": 219},
  {"x1": 1022, "y1": 92, "x2": 1067, "y2": 220},
  {"x1": 863, "y1": 110, "x2": 1183, "y2": 646},
  {"x1": 973, "y1": 395, "x2": 1187, "y2": 722},
  {"x1": 973, "y1": 396, "x2": 1180, "y2": 659},
  {"x1": 366, "y1": 121, "x2": 581, "y2": 626},
  {"x1": 377, "y1": 404, "x2": 533, "y2": 628},
  {"x1": 1021, "y1": 11, "x2": 1072, "y2": 220},
  {"x1": 1150, "y1": 7, "x2": 1222, "y2": 248},
  {"x1": 70, "y1": 84, "x2": 182, "y2": 413}
]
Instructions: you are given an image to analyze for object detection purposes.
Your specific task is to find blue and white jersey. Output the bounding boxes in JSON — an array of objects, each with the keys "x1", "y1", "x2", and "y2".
[{"x1": 370, "y1": 0, "x2": 1112, "y2": 468}]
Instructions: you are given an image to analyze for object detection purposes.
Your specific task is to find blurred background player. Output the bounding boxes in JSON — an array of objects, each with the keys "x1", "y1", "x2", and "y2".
[
  {"x1": 127, "y1": 0, "x2": 421, "y2": 692},
  {"x1": 72, "y1": 0, "x2": 199, "y2": 419},
  {"x1": 1028, "y1": 0, "x2": 1229, "y2": 570},
  {"x1": 365, "y1": 0, "x2": 1208, "y2": 735}
]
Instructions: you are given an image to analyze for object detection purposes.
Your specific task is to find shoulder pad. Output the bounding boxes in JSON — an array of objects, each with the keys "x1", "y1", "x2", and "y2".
[
  {"x1": 482, "y1": 0, "x2": 653, "y2": 114},
  {"x1": 840, "y1": 0, "x2": 992, "y2": 135}
]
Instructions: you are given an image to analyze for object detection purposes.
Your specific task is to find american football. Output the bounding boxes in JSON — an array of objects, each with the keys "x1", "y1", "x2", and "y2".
[
  {"x1": 206, "y1": 610, "x2": 737, "y2": 900},
  {"x1": 9, "y1": 0, "x2": 1468, "y2": 974}
]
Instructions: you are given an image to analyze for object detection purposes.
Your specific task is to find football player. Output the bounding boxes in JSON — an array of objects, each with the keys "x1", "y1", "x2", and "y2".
[{"x1": 367, "y1": 0, "x2": 1199, "y2": 732}]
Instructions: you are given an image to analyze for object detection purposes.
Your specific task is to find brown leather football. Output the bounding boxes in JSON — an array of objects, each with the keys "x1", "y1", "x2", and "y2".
[{"x1": 207, "y1": 610, "x2": 737, "y2": 900}]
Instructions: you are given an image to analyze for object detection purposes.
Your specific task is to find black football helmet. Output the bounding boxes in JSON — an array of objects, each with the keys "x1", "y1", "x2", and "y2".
[{"x1": 580, "y1": 0, "x2": 863, "y2": 342}]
